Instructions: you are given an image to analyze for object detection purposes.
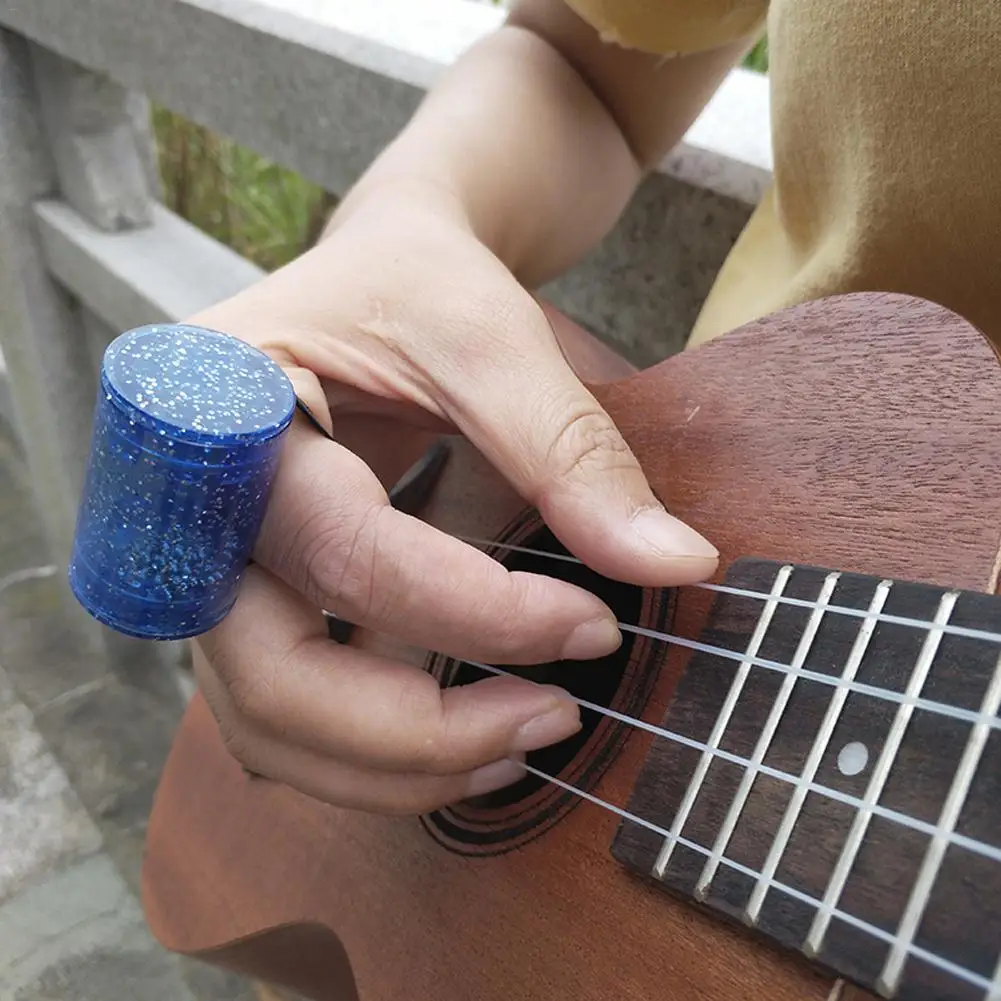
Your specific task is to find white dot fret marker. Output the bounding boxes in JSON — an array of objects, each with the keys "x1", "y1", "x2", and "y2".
[
  {"x1": 805, "y1": 590, "x2": 959, "y2": 959},
  {"x1": 837, "y1": 741, "x2": 869, "y2": 777},
  {"x1": 696, "y1": 570, "x2": 842, "y2": 903},
  {"x1": 877, "y1": 647, "x2": 1001, "y2": 996},
  {"x1": 745, "y1": 581, "x2": 891, "y2": 924}
]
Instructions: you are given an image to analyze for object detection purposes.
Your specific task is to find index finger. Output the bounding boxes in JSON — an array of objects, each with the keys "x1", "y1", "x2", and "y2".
[{"x1": 254, "y1": 414, "x2": 625, "y2": 665}]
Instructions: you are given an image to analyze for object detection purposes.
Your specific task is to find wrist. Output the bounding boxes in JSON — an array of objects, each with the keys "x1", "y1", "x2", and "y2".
[{"x1": 325, "y1": 164, "x2": 479, "y2": 244}]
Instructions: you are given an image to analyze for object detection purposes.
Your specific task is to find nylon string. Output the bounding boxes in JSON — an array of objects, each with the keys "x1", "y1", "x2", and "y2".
[
  {"x1": 457, "y1": 536, "x2": 1001, "y2": 734},
  {"x1": 509, "y1": 757, "x2": 993, "y2": 996},
  {"x1": 465, "y1": 660, "x2": 1001, "y2": 868},
  {"x1": 441, "y1": 536, "x2": 1001, "y2": 997}
]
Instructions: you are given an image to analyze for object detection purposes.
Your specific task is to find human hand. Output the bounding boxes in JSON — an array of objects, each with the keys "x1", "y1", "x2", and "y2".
[{"x1": 189, "y1": 183, "x2": 718, "y2": 814}]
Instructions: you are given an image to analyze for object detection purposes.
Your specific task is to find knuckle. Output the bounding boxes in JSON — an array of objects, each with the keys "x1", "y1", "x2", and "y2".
[
  {"x1": 399, "y1": 679, "x2": 513, "y2": 776},
  {"x1": 397, "y1": 703, "x2": 456, "y2": 776},
  {"x1": 225, "y1": 667, "x2": 278, "y2": 729},
  {"x1": 408, "y1": 730, "x2": 467, "y2": 777},
  {"x1": 279, "y1": 500, "x2": 348, "y2": 606},
  {"x1": 546, "y1": 407, "x2": 635, "y2": 485},
  {"x1": 216, "y1": 715, "x2": 258, "y2": 770},
  {"x1": 409, "y1": 730, "x2": 496, "y2": 778},
  {"x1": 356, "y1": 671, "x2": 456, "y2": 776},
  {"x1": 289, "y1": 500, "x2": 383, "y2": 619},
  {"x1": 481, "y1": 613, "x2": 536, "y2": 663},
  {"x1": 200, "y1": 675, "x2": 269, "y2": 772},
  {"x1": 489, "y1": 572, "x2": 561, "y2": 661},
  {"x1": 344, "y1": 506, "x2": 402, "y2": 624},
  {"x1": 300, "y1": 519, "x2": 352, "y2": 607}
]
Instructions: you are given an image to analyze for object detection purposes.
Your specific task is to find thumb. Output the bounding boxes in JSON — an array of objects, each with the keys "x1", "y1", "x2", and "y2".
[{"x1": 441, "y1": 301, "x2": 719, "y2": 587}]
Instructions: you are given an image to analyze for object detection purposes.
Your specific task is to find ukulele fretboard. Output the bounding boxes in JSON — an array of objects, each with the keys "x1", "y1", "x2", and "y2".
[{"x1": 611, "y1": 558, "x2": 1001, "y2": 1001}]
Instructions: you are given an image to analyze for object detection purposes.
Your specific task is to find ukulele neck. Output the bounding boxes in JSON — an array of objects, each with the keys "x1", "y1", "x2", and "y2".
[{"x1": 612, "y1": 558, "x2": 1001, "y2": 1001}]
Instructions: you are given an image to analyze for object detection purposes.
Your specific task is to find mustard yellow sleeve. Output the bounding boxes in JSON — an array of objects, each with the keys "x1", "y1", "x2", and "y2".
[{"x1": 563, "y1": 0, "x2": 768, "y2": 55}]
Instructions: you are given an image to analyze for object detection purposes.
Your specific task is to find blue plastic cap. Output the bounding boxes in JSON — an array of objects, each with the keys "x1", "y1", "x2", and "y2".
[{"x1": 69, "y1": 323, "x2": 296, "y2": 640}]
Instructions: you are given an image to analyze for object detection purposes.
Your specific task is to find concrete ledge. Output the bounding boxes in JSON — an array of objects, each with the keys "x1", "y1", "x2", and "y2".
[
  {"x1": 0, "y1": 663, "x2": 102, "y2": 908},
  {"x1": 665, "y1": 68, "x2": 771, "y2": 204},
  {"x1": 0, "y1": 0, "x2": 771, "y2": 205},
  {"x1": 35, "y1": 170, "x2": 752, "y2": 366},
  {"x1": 34, "y1": 200, "x2": 264, "y2": 331},
  {"x1": 0, "y1": 352, "x2": 12, "y2": 436}
]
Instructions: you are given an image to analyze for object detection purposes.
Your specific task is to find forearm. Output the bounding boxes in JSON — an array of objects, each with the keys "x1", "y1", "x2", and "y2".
[
  {"x1": 332, "y1": 6, "x2": 751, "y2": 288},
  {"x1": 328, "y1": 26, "x2": 633, "y2": 287}
]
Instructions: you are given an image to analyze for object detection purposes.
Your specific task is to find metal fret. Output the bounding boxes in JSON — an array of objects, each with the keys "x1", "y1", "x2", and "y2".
[
  {"x1": 878, "y1": 650, "x2": 1001, "y2": 996},
  {"x1": 652, "y1": 564, "x2": 794, "y2": 878},
  {"x1": 613, "y1": 558, "x2": 1001, "y2": 1000},
  {"x1": 989, "y1": 955, "x2": 1001, "y2": 1001},
  {"x1": 804, "y1": 590, "x2": 959, "y2": 957},
  {"x1": 695, "y1": 572, "x2": 841, "y2": 902},
  {"x1": 745, "y1": 578, "x2": 893, "y2": 922}
]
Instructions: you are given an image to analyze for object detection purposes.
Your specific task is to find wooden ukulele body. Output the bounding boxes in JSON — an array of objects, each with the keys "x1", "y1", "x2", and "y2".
[{"x1": 141, "y1": 293, "x2": 1001, "y2": 1001}]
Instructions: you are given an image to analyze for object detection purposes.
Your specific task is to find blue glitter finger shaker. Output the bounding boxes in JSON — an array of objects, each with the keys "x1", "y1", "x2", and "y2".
[{"x1": 69, "y1": 324, "x2": 296, "y2": 640}]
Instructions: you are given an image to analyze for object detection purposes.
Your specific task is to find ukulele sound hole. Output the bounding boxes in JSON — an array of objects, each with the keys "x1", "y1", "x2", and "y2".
[{"x1": 421, "y1": 510, "x2": 675, "y2": 856}]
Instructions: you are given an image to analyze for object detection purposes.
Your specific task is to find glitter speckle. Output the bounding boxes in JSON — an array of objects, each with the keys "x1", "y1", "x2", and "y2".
[
  {"x1": 68, "y1": 324, "x2": 296, "y2": 640},
  {"x1": 103, "y1": 323, "x2": 295, "y2": 442}
]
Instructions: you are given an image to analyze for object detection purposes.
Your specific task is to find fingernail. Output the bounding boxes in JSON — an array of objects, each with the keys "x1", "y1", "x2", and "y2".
[
  {"x1": 466, "y1": 757, "x2": 526, "y2": 797},
  {"x1": 561, "y1": 617, "x2": 622, "y2": 660},
  {"x1": 512, "y1": 704, "x2": 581, "y2": 753},
  {"x1": 631, "y1": 508, "x2": 718, "y2": 559}
]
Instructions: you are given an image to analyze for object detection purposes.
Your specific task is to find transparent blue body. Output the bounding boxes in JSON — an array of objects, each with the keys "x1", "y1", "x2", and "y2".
[{"x1": 69, "y1": 324, "x2": 296, "y2": 640}]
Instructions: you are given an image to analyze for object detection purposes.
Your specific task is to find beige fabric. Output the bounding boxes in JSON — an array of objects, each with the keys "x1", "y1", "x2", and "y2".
[
  {"x1": 563, "y1": 0, "x2": 768, "y2": 54},
  {"x1": 568, "y1": 0, "x2": 1001, "y2": 351}
]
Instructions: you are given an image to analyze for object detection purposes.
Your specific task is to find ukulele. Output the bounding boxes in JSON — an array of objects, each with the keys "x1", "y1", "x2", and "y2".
[{"x1": 141, "y1": 292, "x2": 1001, "y2": 1001}]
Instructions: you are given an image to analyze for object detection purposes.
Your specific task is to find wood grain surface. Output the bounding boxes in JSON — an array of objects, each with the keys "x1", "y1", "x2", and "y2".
[
  {"x1": 141, "y1": 292, "x2": 1001, "y2": 1001},
  {"x1": 613, "y1": 557, "x2": 1001, "y2": 1000}
]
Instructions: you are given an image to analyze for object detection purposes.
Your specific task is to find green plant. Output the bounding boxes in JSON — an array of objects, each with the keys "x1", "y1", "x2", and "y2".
[
  {"x1": 152, "y1": 107, "x2": 336, "y2": 272},
  {"x1": 152, "y1": 32, "x2": 768, "y2": 272},
  {"x1": 744, "y1": 36, "x2": 769, "y2": 73}
]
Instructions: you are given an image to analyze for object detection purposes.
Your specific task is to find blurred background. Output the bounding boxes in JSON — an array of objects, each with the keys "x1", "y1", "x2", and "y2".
[{"x1": 150, "y1": 32, "x2": 766, "y2": 275}]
